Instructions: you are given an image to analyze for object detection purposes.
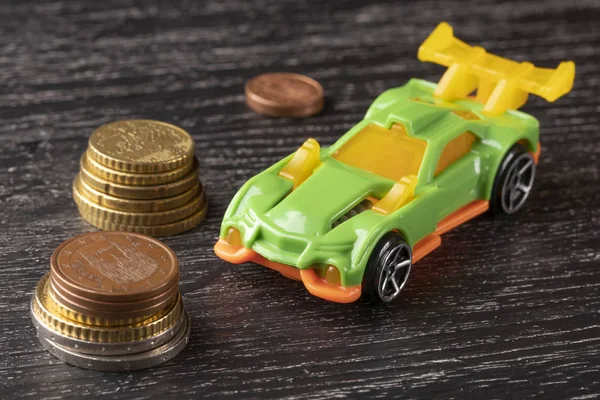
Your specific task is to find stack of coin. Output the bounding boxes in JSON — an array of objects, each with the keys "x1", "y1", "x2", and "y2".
[
  {"x1": 73, "y1": 120, "x2": 207, "y2": 237},
  {"x1": 30, "y1": 232, "x2": 191, "y2": 371}
]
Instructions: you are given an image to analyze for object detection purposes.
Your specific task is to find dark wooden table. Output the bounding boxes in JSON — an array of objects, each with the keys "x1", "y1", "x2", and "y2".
[{"x1": 1, "y1": 0, "x2": 598, "y2": 398}]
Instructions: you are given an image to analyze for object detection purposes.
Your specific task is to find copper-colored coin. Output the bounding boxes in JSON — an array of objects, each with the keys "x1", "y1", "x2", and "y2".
[
  {"x1": 84, "y1": 151, "x2": 195, "y2": 186},
  {"x1": 50, "y1": 232, "x2": 179, "y2": 304},
  {"x1": 45, "y1": 282, "x2": 172, "y2": 327},
  {"x1": 79, "y1": 155, "x2": 200, "y2": 200},
  {"x1": 245, "y1": 72, "x2": 324, "y2": 118},
  {"x1": 87, "y1": 120, "x2": 195, "y2": 173},
  {"x1": 74, "y1": 173, "x2": 201, "y2": 213},
  {"x1": 49, "y1": 274, "x2": 178, "y2": 319}
]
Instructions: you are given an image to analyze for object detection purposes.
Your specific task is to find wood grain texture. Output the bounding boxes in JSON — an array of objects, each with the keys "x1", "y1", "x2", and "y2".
[{"x1": 0, "y1": 0, "x2": 599, "y2": 398}]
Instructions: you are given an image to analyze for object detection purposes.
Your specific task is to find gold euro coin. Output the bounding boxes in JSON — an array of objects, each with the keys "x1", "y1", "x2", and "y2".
[
  {"x1": 78, "y1": 192, "x2": 207, "y2": 237},
  {"x1": 83, "y1": 152, "x2": 195, "y2": 186},
  {"x1": 74, "y1": 173, "x2": 201, "y2": 213},
  {"x1": 73, "y1": 183, "x2": 204, "y2": 226},
  {"x1": 79, "y1": 156, "x2": 199, "y2": 200},
  {"x1": 32, "y1": 275, "x2": 183, "y2": 342},
  {"x1": 87, "y1": 120, "x2": 195, "y2": 173}
]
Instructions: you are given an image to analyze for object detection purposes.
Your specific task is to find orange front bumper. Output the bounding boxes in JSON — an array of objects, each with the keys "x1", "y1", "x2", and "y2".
[{"x1": 214, "y1": 238, "x2": 362, "y2": 303}]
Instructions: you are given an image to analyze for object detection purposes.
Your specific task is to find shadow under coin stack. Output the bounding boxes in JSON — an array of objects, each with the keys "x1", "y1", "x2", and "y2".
[
  {"x1": 73, "y1": 120, "x2": 207, "y2": 237},
  {"x1": 30, "y1": 232, "x2": 190, "y2": 371}
]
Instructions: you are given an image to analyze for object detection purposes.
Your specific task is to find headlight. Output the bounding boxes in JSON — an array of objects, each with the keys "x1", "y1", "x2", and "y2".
[
  {"x1": 225, "y1": 227, "x2": 243, "y2": 246},
  {"x1": 316, "y1": 264, "x2": 341, "y2": 286}
]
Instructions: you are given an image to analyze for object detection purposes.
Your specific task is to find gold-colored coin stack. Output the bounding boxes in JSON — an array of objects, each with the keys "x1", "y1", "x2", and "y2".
[
  {"x1": 73, "y1": 120, "x2": 207, "y2": 237},
  {"x1": 30, "y1": 232, "x2": 191, "y2": 371}
]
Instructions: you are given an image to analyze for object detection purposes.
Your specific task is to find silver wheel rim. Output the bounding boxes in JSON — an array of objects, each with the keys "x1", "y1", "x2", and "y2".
[
  {"x1": 377, "y1": 243, "x2": 412, "y2": 302},
  {"x1": 501, "y1": 153, "x2": 535, "y2": 214}
]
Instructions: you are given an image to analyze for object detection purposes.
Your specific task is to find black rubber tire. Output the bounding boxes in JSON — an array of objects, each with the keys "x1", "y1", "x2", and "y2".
[
  {"x1": 490, "y1": 143, "x2": 536, "y2": 216},
  {"x1": 362, "y1": 232, "x2": 412, "y2": 305}
]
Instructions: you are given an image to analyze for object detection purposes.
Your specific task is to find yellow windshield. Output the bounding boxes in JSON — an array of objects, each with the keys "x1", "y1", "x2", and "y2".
[{"x1": 332, "y1": 123, "x2": 427, "y2": 181}]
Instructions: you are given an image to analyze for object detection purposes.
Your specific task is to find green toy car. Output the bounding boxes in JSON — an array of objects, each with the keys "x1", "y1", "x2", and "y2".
[{"x1": 214, "y1": 22, "x2": 575, "y2": 304}]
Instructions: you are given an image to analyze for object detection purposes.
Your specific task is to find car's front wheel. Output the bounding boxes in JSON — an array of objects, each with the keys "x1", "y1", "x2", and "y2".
[
  {"x1": 363, "y1": 232, "x2": 412, "y2": 304},
  {"x1": 490, "y1": 143, "x2": 536, "y2": 215}
]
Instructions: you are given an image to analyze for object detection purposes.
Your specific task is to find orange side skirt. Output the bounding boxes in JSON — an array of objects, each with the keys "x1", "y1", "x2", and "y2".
[
  {"x1": 411, "y1": 140, "x2": 540, "y2": 264},
  {"x1": 531, "y1": 143, "x2": 541, "y2": 165},
  {"x1": 411, "y1": 200, "x2": 489, "y2": 264}
]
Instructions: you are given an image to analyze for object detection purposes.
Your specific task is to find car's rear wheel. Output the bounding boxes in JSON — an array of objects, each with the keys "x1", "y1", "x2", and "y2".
[
  {"x1": 363, "y1": 232, "x2": 412, "y2": 304},
  {"x1": 490, "y1": 144, "x2": 536, "y2": 215}
]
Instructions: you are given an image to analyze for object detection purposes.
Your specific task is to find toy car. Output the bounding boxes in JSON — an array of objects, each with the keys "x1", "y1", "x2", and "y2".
[{"x1": 215, "y1": 22, "x2": 575, "y2": 304}]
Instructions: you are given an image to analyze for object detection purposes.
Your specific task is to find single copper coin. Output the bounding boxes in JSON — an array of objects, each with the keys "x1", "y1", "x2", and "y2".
[
  {"x1": 50, "y1": 232, "x2": 179, "y2": 304},
  {"x1": 245, "y1": 72, "x2": 324, "y2": 118}
]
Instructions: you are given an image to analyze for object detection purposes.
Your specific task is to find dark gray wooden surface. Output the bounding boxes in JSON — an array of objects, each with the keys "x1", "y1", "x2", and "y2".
[{"x1": 0, "y1": 0, "x2": 598, "y2": 398}]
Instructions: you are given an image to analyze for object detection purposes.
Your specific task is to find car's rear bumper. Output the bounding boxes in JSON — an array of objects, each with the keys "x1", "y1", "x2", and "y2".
[{"x1": 214, "y1": 238, "x2": 362, "y2": 303}]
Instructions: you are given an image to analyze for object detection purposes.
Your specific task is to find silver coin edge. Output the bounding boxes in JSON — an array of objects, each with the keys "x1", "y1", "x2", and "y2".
[
  {"x1": 30, "y1": 298, "x2": 186, "y2": 356},
  {"x1": 36, "y1": 312, "x2": 191, "y2": 372}
]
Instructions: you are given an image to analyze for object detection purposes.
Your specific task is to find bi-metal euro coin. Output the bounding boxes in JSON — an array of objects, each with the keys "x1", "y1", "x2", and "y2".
[
  {"x1": 35, "y1": 311, "x2": 191, "y2": 371},
  {"x1": 32, "y1": 295, "x2": 187, "y2": 355}
]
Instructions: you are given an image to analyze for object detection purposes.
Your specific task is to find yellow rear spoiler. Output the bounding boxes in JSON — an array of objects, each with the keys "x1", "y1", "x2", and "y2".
[{"x1": 418, "y1": 22, "x2": 575, "y2": 115}]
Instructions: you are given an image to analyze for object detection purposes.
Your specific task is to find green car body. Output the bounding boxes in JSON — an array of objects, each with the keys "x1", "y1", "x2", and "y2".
[{"x1": 219, "y1": 78, "x2": 540, "y2": 287}]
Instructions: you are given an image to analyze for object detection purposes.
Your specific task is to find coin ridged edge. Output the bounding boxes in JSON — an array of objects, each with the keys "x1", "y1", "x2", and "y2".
[
  {"x1": 38, "y1": 312, "x2": 191, "y2": 372},
  {"x1": 83, "y1": 153, "x2": 197, "y2": 186},
  {"x1": 77, "y1": 192, "x2": 208, "y2": 237},
  {"x1": 79, "y1": 157, "x2": 200, "y2": 200},
  {"x1": 73, "y1": 183, "x2": 203, "y2": 226},
  {"x1": 46, "y1": 283, "x2": 170, "y2": 326},
  {"x1": 49, "y1": 274, "x2": 179, "y2": 319},
  {"x1": 31, "y1": 275, "x2": 184, "y2": 343},
  {"x1": 32, "y1": 304, "x2": 186, "y2": 355},
  {"x1": 36, "y1": 312, "x2": 190, "y2": 371},
  {"x1": 75, "y1": 174, "x2": 202, "y2": 214},
  {"x1": 87, "y1": 120, "x2": 195, "y2": 173}
]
